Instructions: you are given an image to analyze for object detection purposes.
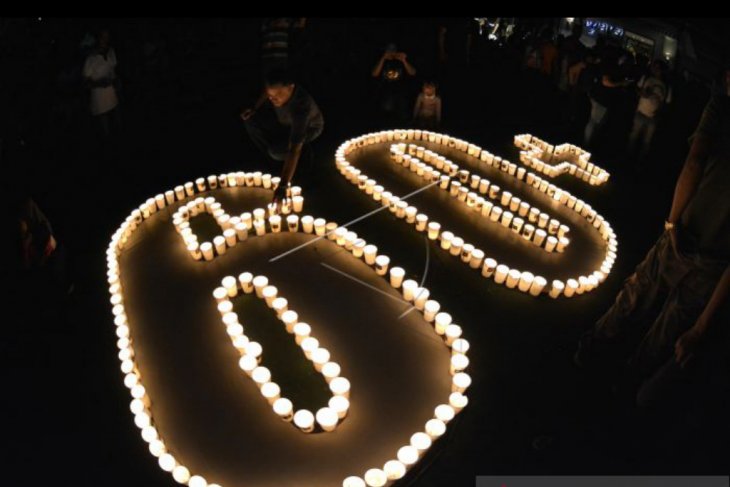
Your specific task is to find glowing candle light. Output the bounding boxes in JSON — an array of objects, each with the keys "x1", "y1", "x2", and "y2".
[
  {"x1": 383, "y1": 460, "x2": 406, "y2": 481},
  {"x1": 529, "y1": 276, "x2": 547, "y2": 296},
  {"x1": 533, "y1": 229, "x2": 547, "y2": 247},
  {"x1": 402, "y1": 279, "x2": 418, "y2": 301},
  {"x1": 440, "y1": 231, "x2": 454, "y2": 250},
  {"x1": 564, "y1": 278, "x2": 578, "y2": 298},
  {"x1": 329, "y1": 395, "x2": 349, "y2": 419},
  {"x1": 343, "y1": 477, "x2": 366, "y2": 487},
  {"x1": 262, "y1": 285, "x2": 278, "y2": 307},
  {"x1": 201, "y1": 242, "x2": 214, "y2": 261},
  {"x1": 494, "y1": 264, "x2": 509, "y2": 284},
  {"x1": 312, "y1": 347, "x2": 331, "y2": 372},
  {"x1": 213, "y1": 236, "x2": 226, "y2": 255},
  {"x1": 273, "y1": 398, "x2": 293, "y2": 421},
  {"x1": 315, "y1": 407, "x2": 339, "y2": 432},
  {"x1": 330, "y1": 377, "x2": 351, "y2": 398},
  {"x1": 545, "y1": 236, "x2": 558, "y2": 253},
  {"x1": 363, "y1": 245, "x2": 378, "y2": 265},
  {"x1": 425, "y1": 418, "x2": 446, "y2": 439},
  {"x1": 364, "y1": 469, "x2": 387, "y2": 487},
  {"x1": 482, "y1": 258, "x2": 497, "y2": 278},
  {"x1": 434, "y1": 312, "x2": 452, "y2": 335},
  {"x1": 518, "y1": 271, "x2": 534, "y2": 292},
  {"x1": 282, "y1": 310, "x2": 299, "y2": 333},
  {"x1": 452, "y1": 372, "x2": 472, "y2": 393},
  {"x1": 413, "y1": 288, "x2": 430, "y2": 309},
  {"x1": 427, "y1": 222, "x2": 441, "y2": 240},
  {"x1": 423, "y1": 300, "x2": 440, "y2": 322},
  {"x1": 293, "y1": 409, "x2": 315, "y2": 433},
  {"x1": 389, "y1": 267, "x2": 405, "y2": 288}
]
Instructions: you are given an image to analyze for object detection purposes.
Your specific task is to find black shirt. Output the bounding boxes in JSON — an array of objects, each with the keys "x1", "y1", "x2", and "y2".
[{"x1": 273, "y1": 85, "x2": 324, "y2": 145}]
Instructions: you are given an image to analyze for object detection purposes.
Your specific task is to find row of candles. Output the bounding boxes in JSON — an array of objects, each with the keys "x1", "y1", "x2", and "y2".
[
  {"x1": 170, "y1": 190, "x2": 304, "y2": 262},
  {"x1": 335, "y1": 129, "x2": 619, "y2": 299},
  {"x1": 513, "y1": 134, "x2": 610, "y2": 186},
  {"x1": 389, "y1": 142, "x2": 571, "y2": 253},
  {"x1": 214, "y1": 273, "x2": 351, "y2": 434},
  {"x1": 107, "y1": 172, "x2": 470, "y2": 487}
]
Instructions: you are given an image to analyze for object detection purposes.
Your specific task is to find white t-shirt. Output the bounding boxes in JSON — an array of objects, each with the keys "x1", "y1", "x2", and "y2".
[{"x1": 83, "y1": 48, "x2": 119, "y2": 115}]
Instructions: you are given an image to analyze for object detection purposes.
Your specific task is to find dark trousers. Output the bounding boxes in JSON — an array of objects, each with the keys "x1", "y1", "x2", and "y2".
[{"x1": 578, "y1": 231, "x2": 727, "y2": 406}]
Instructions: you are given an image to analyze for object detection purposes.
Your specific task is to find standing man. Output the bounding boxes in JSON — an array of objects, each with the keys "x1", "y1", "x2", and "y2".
[{"x1": 241, "y1": 68, "x2": 324, "y2": 208}]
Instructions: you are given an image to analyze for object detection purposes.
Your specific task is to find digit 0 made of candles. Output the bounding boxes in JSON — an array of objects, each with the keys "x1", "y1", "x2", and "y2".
[
  {"x1": 107, "y1": 173, "x2": 471, "y2": 487},
  {"x1": 336, "y1": 130, "x2": 618, "y2": 299}
]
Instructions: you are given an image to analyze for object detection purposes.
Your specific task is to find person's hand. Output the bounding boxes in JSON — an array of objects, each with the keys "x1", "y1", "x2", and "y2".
[
  {"x1": 395, "y1": 52, "x2": 407, "y2": 62},
  {"x1": 271, "y1": 185, "x2": 288, "y2": 212},
  {"x1": 44, "y1": 235, "x2": 57, "y2": 257},
  {"x1": 675, "y1": 323, "x2": 706, "y2": 368},
  {"x1": 241, "y1": 108, "x2": 256, "y2": 121}
]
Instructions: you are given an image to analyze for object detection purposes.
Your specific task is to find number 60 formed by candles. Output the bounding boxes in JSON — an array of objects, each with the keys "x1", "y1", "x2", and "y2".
[
  {"x1": 107, "y1": 172, "x2": 471, "y2": 487},
  {"x1": 336, "y1": 130, "x2": 618, "y2": 299}
]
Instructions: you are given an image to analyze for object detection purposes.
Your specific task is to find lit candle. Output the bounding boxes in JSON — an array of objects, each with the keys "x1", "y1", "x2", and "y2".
[
  {"x1": 469, "y1": 249, "x2": 485, "y2": 269},
  {"x1": 322, "y1": 361, "x2": 341, "y2": 383},
  {"x1": 494, "y1": 264, "x2": 509, "y2": 284},
  {"x1": 292, "y1": 196, "x2": 304, "y2": 212},
  {"x1": 273, "y1": 398, "x2": 294, "y2": 422},
  {"x1": 293, "y1": 322, "x2": 310, "y2": 344},
  {"x1": 313, "y1": 218, "x2": 326, "y2": 236},
  {"x1": 269, "y1": 215, "x2": 282, "y2": 233},
  {"x1": 300, "y1": 215, "x2": 314, "y2": 233},
  {"x1": 364, "y1": 468, "x2": 387, "y2": 487},
  {"x1": 253, "y1": 275, "x2": 269, "y2": 297},
  {"x1": 330, "y1": 377, "x2": 351, "y2": 398},
  {"x1": 363, "y1": 245, "x2": 378, "y2": 265},
  {"x1": 564, "y1": 279, "x2": 578, "y2": 298},
  {"x1": 506, "y1": 269, "x2": 521, "y2": 288},
  {"x1": 425, "y1": 419, "x2": 446, "y2": 439},
  {"x1": 282, "y1": 310, "x2": 299, "y2": 333},
  {"x1": 221, "y1": 276, "x2": 238, "y2": 297},
  {"x1": 450, "y1": 353, "x2": 469, "y2": 375},
  {"x1": 312, "y1": 347, "x2": 331, "y2": 372},
  {"x1": 449, "y1": 392, "x2": 469, "y2": 412},
  {"x1": 261, "y1": 382, "x2": 281, "y2": 405},
  {"x1": 413, "y1": 287, "x2": 430, "y2": 309},
  {"x1": 262, "y1": 285, "x2": 278, "y2": 307},
  {"x1": 549, "y1": 280, "x2": 564, "y2": 298},
  {"x1": 434, "y1": 312, "x2": 452, "y2": 335},
  {"x1": 482, "y1": 258, "x2": 497, "y2": 278},
  {"x1": 343, "y1": 477, "x2": 366, "y2": 487},
  {"x1": 440, "y1": 231, "x2": 454, "y2": 250},
  {"x1": 174, "y1": 185, "x2": 185, "y2": 200},
  {"x1": 557, "y1": 237, "x2": 569, "y2": 252},
  {"x1": 545, "y1": 236, "x2": 558, "y2": 253},
  {"x1": 293, "y1": 409, "x2": 315, "y2": 433},
  {"x1": 449, "y1": 236, "x2": 463, "y2": 256},
  {"x1": 238, "y1": 272, "x2": 254, "y2": 294},
  {"x1": 383, "y1": 460, "x2": 406, "y2": 481},
  {"x1": 444, "y1": 324, "x2": 462, "y2": 345},
  {"x1": 389, "y1": 267, "x2": 405, "y2": 288},
  {"x1": 452, "y1": 372, "x2": 472, "y2": 393},
  {"x1": 329, "y1": 395, "x2": 349, "y2": 419},
  {"x1": 286, "y1": 215, "x2": 299, "y2": 232},
  {"x1": 423, "y1": 300, "x2": 440, "y2": 322},
  {"x1": 326, "y1": 222, "x2": 338, "y2": 240},
  {"x1": 315, "y1": 407, "x2": 339, "y2": 432},
  {"x1": 534, "y1": 229, "x2": 547, "y2": 247},
  {"x1": 489, "y1": 206, "x2": 503, "y2": 223},
  {"x1": 427, "y1": 222, "x2": 441, "y2": 240},
  {"x1": 224, "y1": 228, "x2": 237, "y2": 247},
  {"x1": 518, "y1": 272, "x2": 534, "y2": 292},
  {"x1": 201, "y1": 242, "x2": 214, "y2": 261},
  {"x1": 500, "y1": 211, "x2": 514, "y2": 228},
  {"x1": 402, "y1": 279, "x2": 418, "y2": 301}
]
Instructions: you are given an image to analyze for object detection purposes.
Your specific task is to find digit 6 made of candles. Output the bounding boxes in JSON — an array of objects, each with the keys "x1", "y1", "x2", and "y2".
[
  {"x1": 108, "y1": 172, "x2": 470, "y2": 487},
  {"x1": 336, "y1": 130, "x2": 617, "y2": 299}
]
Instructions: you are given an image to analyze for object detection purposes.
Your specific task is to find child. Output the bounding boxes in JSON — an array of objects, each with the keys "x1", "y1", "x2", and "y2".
[{"x1": 412, "y1": 80, "x2": 442, "y2": 129}]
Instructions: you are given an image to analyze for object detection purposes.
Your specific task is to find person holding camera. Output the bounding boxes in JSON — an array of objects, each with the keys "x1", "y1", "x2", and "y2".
[{"x1": 371, "y1": 43, "x2": 417, "y2": 125}]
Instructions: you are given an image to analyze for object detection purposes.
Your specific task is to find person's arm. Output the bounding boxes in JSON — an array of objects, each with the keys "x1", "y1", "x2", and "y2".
[
  {"x1": 666, "y1": 96, "x2": 719, "y2": 255},
  {"x1": 675, "y1": 265, "x2": 730, "y2": 367},
  {"x1": 602, "y1": 74, "x2": 630, "y2": 88},
  {"x1": 372, "y1": 53, "x2": 388, "y2": 78}
]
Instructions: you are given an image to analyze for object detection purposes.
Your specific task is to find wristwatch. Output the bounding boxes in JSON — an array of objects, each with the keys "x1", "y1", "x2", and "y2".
[{"x1": 664, "y1": 220, "x2": 675, "y2": 231}]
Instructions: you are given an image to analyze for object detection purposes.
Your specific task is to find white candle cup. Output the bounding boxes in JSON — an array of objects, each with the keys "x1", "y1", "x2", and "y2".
[
  {"x1": 201, "y1": 242, "x2": 214, "y2": 261},
  {"x1": 334, "y1": 227, "x2": 348, "y2": 246},
  {"x1": 557, "y1": 237, "x2": 569, "y2": 253},
  {"x1": 282, "y1": 310, "x2": 299, "y2": 333},
  {"x1": 389, "y1": 267, "x2": 405, "y2": 288},
  {"x1": 452, "y1": 373, "x2": 472, "y2": 394},
  {"x1": 269, "y1": 215, "x2": 282, "y2": 233},
  {"x1": 239, "y1": 272, "x2": 254, "y2": 293},
  {"x1": 506, "y1": 269, "x2": 521, "y2": 288},
  {"x1": 363, "y1": 245, "x2": 378, "y2": 265},
  {"x1": 415, "y1": 213, "x2": 428, "y2": 232},
  {"x1": 164, "y1": 191, "x2": 175, "y2": 205},
  {"x1": 184, "y1": 182, "x2": 194, "y2": 196},
  {"x1": 300, "y1": 215, "x2": 314, "y2": 233},
  {"x1": 413, "y1": 288, "x2": 430, "y2": 309},
  {"x1": 224, "y1": 228, "x2": 237, "y2": 247},
  {"x1": 577, "y1": 276, "x2": 589, "y2": 294},
  {"x1": 222, "y1": 276, "x2": 238, "y2": 297},
  {"x1": 545, "y1": 236, "x2": 558, "y2": 253},
  {"x1": 500, "y1": 191, "x2": 512, "y2": 207},
  {"x1": 423, "y1": 300, "x2": 440, "y2": 322},
  {"x1": 213, "y1": 236, "x2": 227, "y2": 255},
  {"x1": 500, "y1": 211, "x2": 514, "y2": 228},
  {"x1": 234, "y1": 222, "x2": 249, "y2": 241},
  {"x1": 273, "y1": 398, "x2": 294, "y2": 422},
  {"x1": 434, "y1": 312, "x2": 452, "y2": 335},
  {"x1": 469, "y1": 249, "x2": 485, "y2": 269},
  {"x1": 287, "y1": 214, "x2": 299, "y2": 232},
  {"x1": 330, "y1": 377, "x2": 351, "y2": 399},
  {"x1": 253, "y1": 275, "x2": 269, "y2": 297},
  {"x1": 174, "y1": 185, "x2": 185, "y2": 200},
  {"x1": 427, "y1": 222, "x2": 441, "y2": 240},
  {"x1": 564, "y1": 279, "x2": 579, "y2": 297},
  {"x1": 312, "y1": 347, "x2": 331, "y2": 372},
  {"x1": 187, "y1": 242, "x2": 201, "y2": 260},
  {"x1": 402, "y1": 280, "x2": 418, "y2": 301},
  {"x1": 316, "y1": 407, "x2": 339, "y2": 432},
  {"x1": 293, "y1": 409, "x2": 315, "y2": 433},
  {"x1": 529, "y1": 276, "x2": 547, "y2": 296},
  {"x1": 352, "y1": 240, "x2": 366, "y2": 258},
  {"x1": 445, "y1": 324, "x2": 462, "y2": 345},
  {"x1": 450, "y1": 353, "x2": 470, "y2": 375},
  {"x1": 313, "y1": 218, "x2": 326, "y2": 236},
  {"x1": 375, "y1": 255, "x2": 390, "y2": 275},
  {"x1": 558, "y1": 224, "x2": 570, "y2": 239},
  {"x1": 534, "y1": 229, "x2": 547, "y2": 247},
  {"x1": 293, "y1": 322, "x2": 311, "y2": 345},
  {"x1": 460, "y1": 243, "x2": 474, "y2": 263},
  {"x1": 262, "y1": 286, "x2": 278, "y2": 307},
  {"x1": 494, "y1": 264, "x2": 509, "y2": 284},
  {"x1": 440, "y1": 231, "x2": 454, "y2": 250},
  {"x1": 481, "y1": 258, "x2": 497, "y2": 278},
  {"x1": 273, "y1": 297, "x2": 288, "y2": 318},
  {"x1": 253, "y1": 220, "x2": 266, "y2": 236},
  {"x1": 405, "y1": 206, "x2": 417, "y2": 224},
  {"x1": 489, "y1": 206, "x2": 503, "y2": 223},
  {"x1": 518, "y1": 272, "x2": 534, "y2": 292},
  {"x1": 325, "y1": 222, "x2": 338, "y2": 240},
  {"x1": 292, "y1": 196, "x2": 304, "y2": 213},
  {"x1": 449, "y1": 236, "x2": 463, "y2": 256}
]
